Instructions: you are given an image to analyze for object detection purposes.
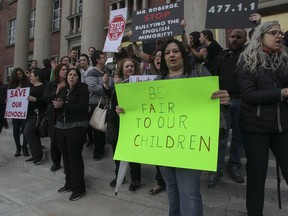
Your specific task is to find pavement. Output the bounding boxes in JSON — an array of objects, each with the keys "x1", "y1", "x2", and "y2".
[{"x1": 0, "y1": 124, "x2": 288, "y2": 216}]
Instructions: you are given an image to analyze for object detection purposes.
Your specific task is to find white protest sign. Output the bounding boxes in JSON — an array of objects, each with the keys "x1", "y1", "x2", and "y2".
[
  {"x1": 129, "y1": 75, "x2": 158, "y2": 83},
  {"x1": 103, "y1": 8, "x2": 128, "y2": 52},
  {"x1": 5, "y1": 87, "x2": 30, "y2": 119}
]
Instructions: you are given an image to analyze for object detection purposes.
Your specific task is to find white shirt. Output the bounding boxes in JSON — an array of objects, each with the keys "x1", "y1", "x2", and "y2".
[{"x1": 80, "y1": 66, "x2": 94, "y2": 83}]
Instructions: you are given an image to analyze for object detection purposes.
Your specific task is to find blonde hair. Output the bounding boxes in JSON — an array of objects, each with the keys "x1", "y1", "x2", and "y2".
[
  {"x1": 239, "y1": 21, "x2": 288, "y2": 73},
  {"x1": 116, "y1": 58, "x2": 141, "y2": 79}
]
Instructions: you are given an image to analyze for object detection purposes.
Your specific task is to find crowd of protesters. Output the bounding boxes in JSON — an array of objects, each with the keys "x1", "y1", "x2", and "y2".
[{"x1": 1, "y1": 12, "x2": 288, "y2": 216}]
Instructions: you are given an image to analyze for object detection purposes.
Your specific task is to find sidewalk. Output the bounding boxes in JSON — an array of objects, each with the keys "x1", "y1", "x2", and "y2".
[{"x1": 0, "y1": 125, "x2": 287, "y2": 216}]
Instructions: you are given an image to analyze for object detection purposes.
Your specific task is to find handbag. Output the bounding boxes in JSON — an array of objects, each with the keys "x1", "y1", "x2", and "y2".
[
  {"x1": 106, "y1": 106, "x2": 119, "y2": 145},
  {"x1": 34, "y1": 108, "x2": 49, "y2": 138},
  {"x1": 89, "y1": 99, "x2": 107, "y2": 132},
  {"x1": 38, "y1": 115, "x2": 49, "y2": 138}
]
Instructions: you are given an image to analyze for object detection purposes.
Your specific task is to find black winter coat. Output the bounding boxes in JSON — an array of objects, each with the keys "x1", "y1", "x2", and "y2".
[
  {"x1": 237, "y1": 59, "x2": 288, "y2": 133},
  {"x1": 56, "y1": 83, "x2": 89, "y2": 124}
]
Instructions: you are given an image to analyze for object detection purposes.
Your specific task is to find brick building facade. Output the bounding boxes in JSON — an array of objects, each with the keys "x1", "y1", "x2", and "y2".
[{"x1": 0, "y1": 0, "x2": 287, "y2": 83}]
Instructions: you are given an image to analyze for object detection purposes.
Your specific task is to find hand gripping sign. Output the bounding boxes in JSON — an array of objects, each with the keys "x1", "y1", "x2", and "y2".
[
  {"x1": 114, "y1": 77, "x2": 220, "y2": 171},
  {"x1": 103, "y1": 8, "x2": 127, "y2": 52},
  {"x1": 130, "y1": 0, "x2": 184, "y2": 42},
  {"x1": 205, "y1": 0, "x2": 258, "y2": 29},
  {"x1": 5, "y1": 87, "x2": 30, "y2": 119}
]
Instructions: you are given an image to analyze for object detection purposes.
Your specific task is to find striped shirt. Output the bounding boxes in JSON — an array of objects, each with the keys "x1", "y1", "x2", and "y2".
[
  {"x1": 85, "y1": 67, "x2": 104, "y2": 105},
  {"x1": 85, "y1": 67, "x2": 113, "y2": 105}
]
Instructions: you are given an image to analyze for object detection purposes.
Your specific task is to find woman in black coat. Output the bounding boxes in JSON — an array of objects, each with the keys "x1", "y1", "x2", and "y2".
[
  {"x1": 53, "y1": 68, "x2": 89, "y2": 201},
  {"x1": 237, "y1": 21, "x2": 288, "y2": 216}
]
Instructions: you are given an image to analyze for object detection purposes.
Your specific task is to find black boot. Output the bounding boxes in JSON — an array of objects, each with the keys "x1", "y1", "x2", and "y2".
[
  {"x1": 207, "y1": 171, "x2": 222, "y2": 188},
  {"x1": 22, "y1": 146, "x2": 30, "y2": 157},
  {"x1": 14, "y1": 147, "x2": 21, "y2": 157},
  {"x1": 129, "y1": 180, "x2": 141, "y2": 191}
]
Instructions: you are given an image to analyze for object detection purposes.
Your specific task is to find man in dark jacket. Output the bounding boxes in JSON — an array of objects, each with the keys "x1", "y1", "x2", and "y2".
[{"x1": 208, "y1": 29, "x2": 247, "y2": 187}]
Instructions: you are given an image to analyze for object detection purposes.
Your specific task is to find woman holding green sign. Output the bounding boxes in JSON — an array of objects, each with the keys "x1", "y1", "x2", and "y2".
[
  {"x1": 117, "y1": 38, "x2": 230, "y2": 216},
  {"x1": 104, "y1": 58, "x2": 144, "y2": 191}
]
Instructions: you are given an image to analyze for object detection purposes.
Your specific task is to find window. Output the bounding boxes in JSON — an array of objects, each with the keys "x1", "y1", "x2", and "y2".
[
  {"x1": 120, "y1": 0, "x2": 125, "y2": 8},
  {"x1": 5, "y1": 66, "x2": 14, "y2": 83},
  {"x1": 30, "y1": 9, "x2": 36, "y2": 38},
  {"x1": 52, "y1": 0, "x2": 61, "y2": 31},
  {"x1": 76, "y1": 0, "x2": 83, "y2": 13},
  {"x1": 111, "y1": 3, "x2": 117, "y2": 10},
  {"x1": 8, "y1": 18, "x2": 16, "y2": 45},
  {"x1": 128, "y1": 1, "x2": 133, "y2": 17},
  {"x1": 137, "y1": 0, "x2": 143, "y2": 10},
  {"x1": 127, "y1": 0, "x2": 144, "y2": 17}
]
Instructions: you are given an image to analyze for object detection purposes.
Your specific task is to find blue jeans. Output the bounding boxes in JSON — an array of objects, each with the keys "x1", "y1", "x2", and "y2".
[
  {"x1": 218, "y1": 98, "x2": 244, "y2": 171},
  {"x1": 160, "y1": 167, "x2": 203, "y2": 216}
]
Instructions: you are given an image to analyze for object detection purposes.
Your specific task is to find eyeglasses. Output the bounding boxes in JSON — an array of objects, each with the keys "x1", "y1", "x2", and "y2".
[
  {"x1": 152, "y1": 55, "x2": 161, "y2": 60},
  {"x1": 266, "y1": 30, "x2": 284, "y2": 37}
]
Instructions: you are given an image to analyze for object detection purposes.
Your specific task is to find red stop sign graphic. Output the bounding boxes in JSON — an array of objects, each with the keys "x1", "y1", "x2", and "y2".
[{"x1": 108, "y1": 15, "x2": 126, "y2": 41}]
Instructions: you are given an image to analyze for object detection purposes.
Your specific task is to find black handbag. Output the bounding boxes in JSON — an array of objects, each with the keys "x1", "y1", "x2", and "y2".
[
  {"x1": 106, "y1": 106, "x2": 119, "y2": 145},
  {"x1": 34, "y1": 108, "x2": 49, "y2": 138},
  {"x1": 37, "y1": 115, "x2": 48, "y2": 138}
]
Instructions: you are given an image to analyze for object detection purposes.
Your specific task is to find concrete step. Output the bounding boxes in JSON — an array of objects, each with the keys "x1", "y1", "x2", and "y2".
[{"x1": 0, "y1": 125, "x2": 288, "y2": 216}]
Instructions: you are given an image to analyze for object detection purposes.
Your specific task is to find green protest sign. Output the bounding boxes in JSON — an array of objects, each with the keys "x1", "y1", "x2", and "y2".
[{"x1": 114, "y1": 77, "x2": 220, "y2": 171}]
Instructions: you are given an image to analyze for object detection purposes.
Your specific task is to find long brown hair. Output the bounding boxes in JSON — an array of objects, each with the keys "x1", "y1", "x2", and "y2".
[
  {"x1": 8, "y1": 67, "x2": 28, "y2": 89},
  {"x1": 53, "y1": 63, "x2": 67, "y2": 84}
]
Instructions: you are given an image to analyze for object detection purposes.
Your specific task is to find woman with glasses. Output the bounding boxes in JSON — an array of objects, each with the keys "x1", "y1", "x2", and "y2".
[
  {"x1": 128, "y1": 30, "x2": 164, "y2": 75},
  {"x1": 237, "y1": 21, "x2": 288, "y2": 216}
]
